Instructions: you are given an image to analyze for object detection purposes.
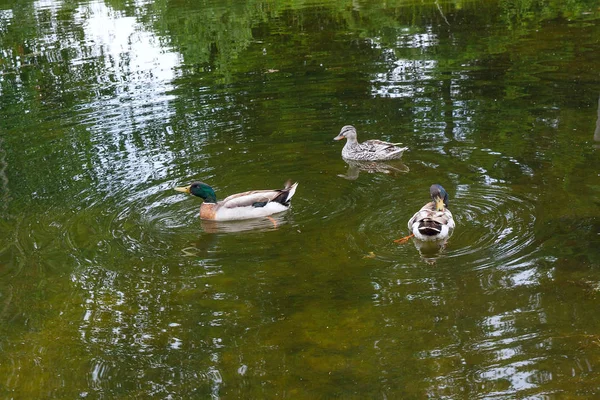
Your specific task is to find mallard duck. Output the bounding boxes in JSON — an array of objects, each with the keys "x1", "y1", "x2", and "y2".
[
  {"x1": 175, "y1": 180, "x2": 298, "y2": 221},
  {"x1": 334, "y1": 125, "x2": 408, "y2": 161},
  {"x1": 395, "y1": 184, "x2": 455, "y2": 243}
]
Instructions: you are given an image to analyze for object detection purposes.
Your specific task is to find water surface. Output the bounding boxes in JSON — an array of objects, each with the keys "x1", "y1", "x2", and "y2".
[{"x1": 1, "y1": 0, "x2": 600, "y2": 398}]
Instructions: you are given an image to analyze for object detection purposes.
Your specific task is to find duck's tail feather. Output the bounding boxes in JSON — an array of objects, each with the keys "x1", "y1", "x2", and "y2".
[
  {"x1": 273, "y1": 181, "x2": 298, "y2": 206},
  {"x1": 418, "y1": 220, "x2": 442, "y2": 236}
]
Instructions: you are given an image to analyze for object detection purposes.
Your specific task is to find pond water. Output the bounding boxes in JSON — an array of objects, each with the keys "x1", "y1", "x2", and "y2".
[{"x1": 1, "y1": 0, "x2": 600, "y2": 398}]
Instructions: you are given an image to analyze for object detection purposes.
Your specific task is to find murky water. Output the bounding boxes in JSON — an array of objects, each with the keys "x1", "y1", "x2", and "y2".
[{"x1": 1, "y1": 0, "x2": 600, "y2": 398}]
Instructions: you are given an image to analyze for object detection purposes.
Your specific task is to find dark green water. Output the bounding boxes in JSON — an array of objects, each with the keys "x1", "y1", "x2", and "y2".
[{"x1": 1, "y1": 0, "x2": 600, "y2": 398}]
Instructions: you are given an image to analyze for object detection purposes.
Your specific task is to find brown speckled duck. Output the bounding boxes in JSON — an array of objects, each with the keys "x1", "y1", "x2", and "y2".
[{"x1": 334, "y1": 125, "x2": 408, "y2": 161}]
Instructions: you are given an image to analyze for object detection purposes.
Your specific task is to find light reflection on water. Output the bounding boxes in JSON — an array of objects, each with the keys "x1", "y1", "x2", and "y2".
[{"x1": 1, "y1": 0, "x2": 600, "y2": 398}]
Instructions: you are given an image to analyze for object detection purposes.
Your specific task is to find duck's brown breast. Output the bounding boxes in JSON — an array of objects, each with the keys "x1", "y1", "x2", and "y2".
[{"x1": 200, "y1": 203, "x2": 217, "y2": 220}]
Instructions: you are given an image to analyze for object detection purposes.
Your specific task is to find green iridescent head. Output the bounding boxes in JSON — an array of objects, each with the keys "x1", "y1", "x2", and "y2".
[
  {"x1": 175, "y1": 181, "x2": 217, "y2": 203},
  {"x1": 430, "y1": 184, "x2": 449, "y2": 211}
]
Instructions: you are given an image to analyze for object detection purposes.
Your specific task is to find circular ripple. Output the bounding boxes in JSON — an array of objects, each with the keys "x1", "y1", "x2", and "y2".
[
  {"x1": 447, "y1": 184, "x2": 537, "y2": 268},
  {"x1": 353, "y1": 184, "x2": 538, "y2": 268},
  {"x1": 100, "y1": 177, "x2": 303, "y2": 261}
]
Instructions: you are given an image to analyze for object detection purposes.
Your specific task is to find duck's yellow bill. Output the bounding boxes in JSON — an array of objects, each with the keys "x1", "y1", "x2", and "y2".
[
  {"x1": 435, "y1": 197, "x2": 445, "y2": 211},
  {"x1": 175, "y1": 185, "x2": 191, "y2": 194}
]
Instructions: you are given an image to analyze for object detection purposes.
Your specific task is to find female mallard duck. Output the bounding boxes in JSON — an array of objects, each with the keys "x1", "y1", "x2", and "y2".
[
  {"x1": 395, "y1": 184, "x2": 455, "y2": 243},
  {"x1": 334, "y1": 125, "x2": 408, "y2": 161},
  {"x1": 175, "y1": 180, "x2": 298, "y2": 221}
]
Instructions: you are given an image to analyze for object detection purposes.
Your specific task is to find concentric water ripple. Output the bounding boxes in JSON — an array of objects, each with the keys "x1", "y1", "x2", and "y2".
[
  {"x1": 59, "y1": 181, "x2": 187, "y2": 266},
  {"x1": 449, "y1": 184, "x2": 538, "y2": 268},
  {"x1": 353, "y1": 184, "x2": 539, "y2": 268}
]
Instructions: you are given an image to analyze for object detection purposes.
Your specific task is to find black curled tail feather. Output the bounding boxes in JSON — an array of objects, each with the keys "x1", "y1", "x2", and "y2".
[
  {"x1": 252, "y1": 194, "x2": 287, "y2": 208},
  {"x1": 252, "y1": 182, "x2": 297, "y2": 208},
  {"x1": 273, "y1": 181, "x2": 297, "y2": 206},
  {"x1": 272, "y1": 189, "x2": 292, "y2": 206},
  {"x1": 418, "y1": 220, "x2": 442, "y2": 236}
]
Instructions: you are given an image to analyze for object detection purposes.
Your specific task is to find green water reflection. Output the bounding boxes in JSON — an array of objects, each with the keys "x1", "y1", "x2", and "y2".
[{"x1": 1, "y1": 0, "x2": 599, "y2": 398}]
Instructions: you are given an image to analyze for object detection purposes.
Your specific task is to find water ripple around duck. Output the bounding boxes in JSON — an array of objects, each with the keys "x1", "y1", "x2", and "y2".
[{"x1": 352, "y1": 184, "x2": 538, "y2": 269}]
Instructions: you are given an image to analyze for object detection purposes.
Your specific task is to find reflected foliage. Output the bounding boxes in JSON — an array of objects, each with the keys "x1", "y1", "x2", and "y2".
[{"x1": 1, "y1": 0, "x2": 600, "y2": 398}]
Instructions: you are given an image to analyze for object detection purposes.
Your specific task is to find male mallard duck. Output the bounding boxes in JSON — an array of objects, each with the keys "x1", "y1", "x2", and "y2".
[
  {"x1": 175, "y1": 180, "x2": 298, "y2": 221},
  {"x1": 395, "y1": 184, "x2": 455, "y2": 243},
  {"x1": 334, "y1": 125, "x2": 408, "y2": 161}
]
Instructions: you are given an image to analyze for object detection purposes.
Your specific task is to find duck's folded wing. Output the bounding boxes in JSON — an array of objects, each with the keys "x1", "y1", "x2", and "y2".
[
  {"x1": 364, "y1": 140, "x2": 402, "y2": 152},
  {"x1": 413, "y1": 210, "x2": 452, "y2": 225},
  {"x1": 410, "y1": 202, "x2": 449, "y2": 222},
  {"x1": 221, "y1": 190, "x2": 281, "y2": 208},
  {"x1": 429, "y1": 211, "x2": 452, "y2": 225},
  {"x1": 409, "y1": 209, "x2": 429, "y2": 226}
]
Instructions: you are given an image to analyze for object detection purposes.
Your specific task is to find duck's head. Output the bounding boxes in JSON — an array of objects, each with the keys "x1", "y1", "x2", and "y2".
[
  {"x1": 175, "y1": 181, "x2": 217, "y2": 203},
  {"x1": 334, "y1": 125, "x2": 357, "y2": 142},
  {"x1": 430, "y1": 184, "x2": 449, "y2": 211}
]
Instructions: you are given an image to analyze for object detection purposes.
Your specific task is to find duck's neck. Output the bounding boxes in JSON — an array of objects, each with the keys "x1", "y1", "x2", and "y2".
[
  {"x1": 347, "y1": 134, "x2": 358, "y2": 144},
  {"x1": 201, "y1": 191, "x2": 217, "y2": 203},
  {"x1": 344, "y1": 137, "x2": 360, "y2": 149}
]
